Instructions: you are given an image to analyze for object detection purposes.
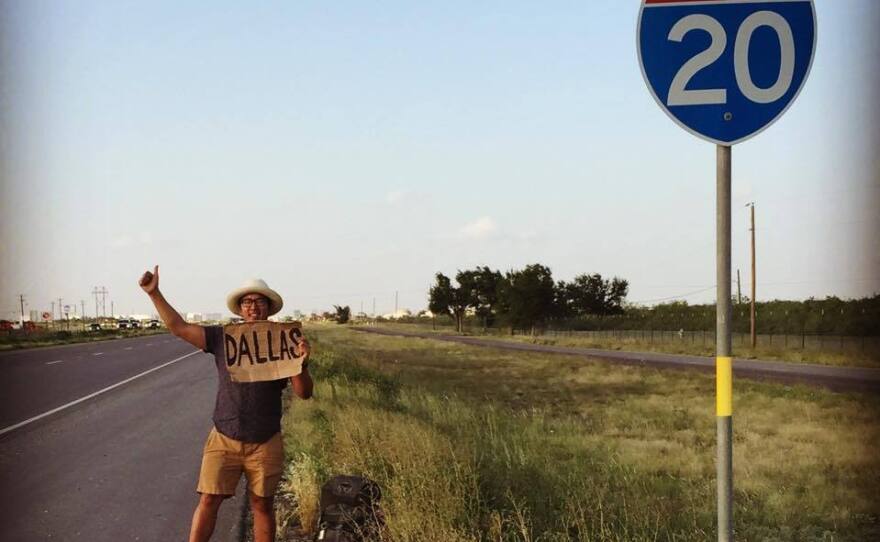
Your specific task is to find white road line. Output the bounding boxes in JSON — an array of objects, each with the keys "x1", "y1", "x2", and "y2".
[
  {"x1": 46, "y1": 360, "x2": 64, "y2": 365},
  {"x1": 124, "y1": 347, "x2": 133, "y2": 350},
  {"x1": 0, "y1": 350, "x2": 200, "y2": 437},
  {"x1": 146, "y1": 343, "x2": 153, "y2": 346},
  {"x1": 92, "y1": 352, "x2": 104, "y2": 356}
]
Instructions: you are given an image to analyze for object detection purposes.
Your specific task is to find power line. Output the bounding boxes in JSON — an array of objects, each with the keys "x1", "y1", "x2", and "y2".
[{"x1": 630, "y1": 285, "x2": 719, "y2": 304}]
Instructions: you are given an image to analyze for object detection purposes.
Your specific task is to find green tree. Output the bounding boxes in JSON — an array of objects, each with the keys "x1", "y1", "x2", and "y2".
[
  {"x1": 457, "y1": 266, "x2": 503, "y2": 329},
  {"x1": 428, "y1": 273, "x2": 469, "y2": 332},
  {"x1": 558, "y1": 273, "x2": 629, "y2": 317},
  {"x1": 332, "y1": 305, "x2": 351, "y2": 324},
  {"x1": 498, "y1": 264, "x2": 556, "y2": 334},
  {"x1": 605, "y1": 277, "x2": 629, "y2": 314}
]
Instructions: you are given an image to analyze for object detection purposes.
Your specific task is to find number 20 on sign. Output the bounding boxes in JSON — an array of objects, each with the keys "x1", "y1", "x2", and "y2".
[{"x1": 638, "y1": 0, "x2": 816, "y2": 145}]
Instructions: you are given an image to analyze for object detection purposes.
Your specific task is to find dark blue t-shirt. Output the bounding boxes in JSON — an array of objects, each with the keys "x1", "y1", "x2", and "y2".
[{"x1": 203, "y1": 325, "x2": 287, "y2": 443}]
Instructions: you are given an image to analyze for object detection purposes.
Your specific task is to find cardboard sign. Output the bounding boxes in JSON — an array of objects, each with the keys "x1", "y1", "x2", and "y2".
[{"x1": 222, "y1": 321, "x2": 307, "y2": 383}]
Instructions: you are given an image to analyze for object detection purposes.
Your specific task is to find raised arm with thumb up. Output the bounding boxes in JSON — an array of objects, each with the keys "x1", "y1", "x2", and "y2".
[
  {"x1": 139, "y1": 265, "x2": 159, "y2": 294},
  {"x1": 138, "y1": 265, "x2": 205, "y2": 350}
]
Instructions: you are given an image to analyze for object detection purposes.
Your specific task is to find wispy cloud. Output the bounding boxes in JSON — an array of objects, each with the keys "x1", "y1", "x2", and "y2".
[
  {"x1": 385, "y1": 190, "x2": 405, "y2": 205},
  {"x1": 460, "y1": 217, "x2": 498, "y2": 240}
]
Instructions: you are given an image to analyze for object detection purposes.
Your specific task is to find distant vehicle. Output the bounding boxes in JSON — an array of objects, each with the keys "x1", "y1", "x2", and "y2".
[
  {"x1": 117, "y1": 319, "x2": 130, "y2": 330},
  {"x1": 88, "y1": 323, "x2": 102, "y2": 332},
  {"x1": 146, "y1": 320, "x2": 161, "y2": 329},
  {"x1": 0, "y1": 320, "x2": 13, "y2": 331},
  {"x1": 129, "y1": 320, "x2": 142, "y2": 330}
]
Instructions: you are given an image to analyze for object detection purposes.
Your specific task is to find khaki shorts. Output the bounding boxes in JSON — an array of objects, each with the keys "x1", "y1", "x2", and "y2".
[{"x1": 197, "y1": 427, "x2": 284, "y2": 498}]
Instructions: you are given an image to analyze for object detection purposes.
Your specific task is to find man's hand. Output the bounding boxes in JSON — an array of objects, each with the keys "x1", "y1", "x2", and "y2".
[
  {"x1": 295, "y1": 337, "x2": 311, "y2": 362},
  {"x1": 291, "y1": 335, "x2": 313, "y2": 399},
  {"x1": 139, "y1": 265, "x2": 159, "y2": 295}
]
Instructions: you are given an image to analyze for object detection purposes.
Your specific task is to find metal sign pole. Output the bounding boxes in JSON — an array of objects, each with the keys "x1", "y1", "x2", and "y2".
[
  {"x1": 637, "y1": 3, "x2": 815, "y2": 539},
  {"x1": 716, "y1": 144, "x2": 733, "y2": 541}
]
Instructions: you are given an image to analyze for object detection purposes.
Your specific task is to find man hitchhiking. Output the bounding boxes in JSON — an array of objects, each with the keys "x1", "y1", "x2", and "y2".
[{"x1": 139, "y1": 266, "x2": 313, "y2": 542}]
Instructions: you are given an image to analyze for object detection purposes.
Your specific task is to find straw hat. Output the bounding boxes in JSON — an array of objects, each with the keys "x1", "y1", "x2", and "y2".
[{"x1": 226, "y1": 278, "x2": 284, "y2": 316}]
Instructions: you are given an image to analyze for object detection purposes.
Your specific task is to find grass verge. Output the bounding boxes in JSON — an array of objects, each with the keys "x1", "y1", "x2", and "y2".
[{"x1": 269, "y1": 325, "x2": 880, "y2": 541}]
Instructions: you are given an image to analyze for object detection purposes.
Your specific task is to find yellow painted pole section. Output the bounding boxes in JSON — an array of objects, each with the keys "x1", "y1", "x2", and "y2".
[{"x1": 716, "y1": 356, "x2": 732, "y2": 416}]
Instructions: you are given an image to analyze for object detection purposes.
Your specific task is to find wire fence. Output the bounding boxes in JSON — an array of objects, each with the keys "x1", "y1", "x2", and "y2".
[
  {"x1": 524, "y1": 328, "x2": 880, "y2": 353},
  {"x1": 411, "y1": 321, "x2": 880, "y2": 355}
]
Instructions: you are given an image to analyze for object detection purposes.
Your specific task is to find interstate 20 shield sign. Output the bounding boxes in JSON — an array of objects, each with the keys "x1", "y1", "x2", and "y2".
[{"x1": 638, "y1": 0, "x2": 816, "y2": 145}]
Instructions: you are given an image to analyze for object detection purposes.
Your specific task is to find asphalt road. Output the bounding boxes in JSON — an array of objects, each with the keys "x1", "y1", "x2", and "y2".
[
  {"x1": 356, "y1": 327, "x2": 880, "y2": 394},
  {"x1": 0, "y1": 335, "x2": 246, "y2": 541}
]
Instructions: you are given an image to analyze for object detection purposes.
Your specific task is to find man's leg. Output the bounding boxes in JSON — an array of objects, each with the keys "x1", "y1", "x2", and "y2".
[
  {"x1": 193, "y1": 428, "x2": 242, "y2": 541},
  {"x1": 242, "y1": 432, "x2": 283, "y2": 541},
  {"x1": 249, "y1": 491, "x2": 276, "y2": 542},
  {"x1": 189, "y1": 493, "x2": 225, "y2": 542}
]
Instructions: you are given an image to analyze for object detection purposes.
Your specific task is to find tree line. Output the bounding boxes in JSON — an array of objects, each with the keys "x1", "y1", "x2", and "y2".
[
  {"x1": 426, "y1": 273, "x2": 879, "y2": 337},
  {"x1": 578, "y1": 296, "x2": 880, "y2": 336},
  {"x1": 428, "y1": 264, "x2": 629, "y2": 333}
]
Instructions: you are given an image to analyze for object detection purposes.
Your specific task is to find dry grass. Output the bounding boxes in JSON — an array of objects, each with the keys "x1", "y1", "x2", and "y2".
[
  {"x1": 272, "y1": 324, "x2": 880, "y2": 541},
  {"x1": 372, "y1": 322, "x2": 880, "y2": 368}
]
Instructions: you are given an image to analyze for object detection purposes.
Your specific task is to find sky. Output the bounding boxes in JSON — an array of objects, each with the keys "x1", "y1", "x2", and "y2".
[{"x1": 1, "y1": 0, "x2": 878, "y2": 319}]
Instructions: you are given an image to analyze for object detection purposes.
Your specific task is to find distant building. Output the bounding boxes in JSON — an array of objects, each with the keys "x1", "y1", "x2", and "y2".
[
  {"x1": 29, "y1": 310, "x2": 40, "y2": 323},
  {"x1": 185, "y1": 313, "x2": 204, "y2": 323},
  {"x1": 203, "y1": 313, "x2": 223, "y2": 322},
  {"x1": 383, "y1": 309, "x2": 413, "y2": 320}
]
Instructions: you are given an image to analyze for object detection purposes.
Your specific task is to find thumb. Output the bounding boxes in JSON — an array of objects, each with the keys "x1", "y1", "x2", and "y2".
[{"x1": 153, "y1": 265, "x2": 159, "y2": 279}]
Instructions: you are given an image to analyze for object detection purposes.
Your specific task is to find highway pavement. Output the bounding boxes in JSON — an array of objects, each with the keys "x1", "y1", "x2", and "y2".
[
  {"x1": 356, "y1": 327, "x2": 880, "y2": 394},
  {"x1": 0, "y1": 334, "x2": 246, "y2": 541}
]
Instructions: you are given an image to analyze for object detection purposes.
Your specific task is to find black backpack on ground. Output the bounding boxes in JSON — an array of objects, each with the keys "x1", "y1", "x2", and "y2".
[{"x1": 315, "y1": 475, "x2": 384, "y2": 542}]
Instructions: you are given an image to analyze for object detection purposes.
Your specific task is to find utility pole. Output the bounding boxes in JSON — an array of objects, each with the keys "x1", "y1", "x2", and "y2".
[
  {"x1": 51, "y1": 301, "x2": 55, "y2": 321},
  {"x1": 747, "y1": 202, "x2": 756, "y2": 348},
  {"x1": 372, "y1": 297, "x2": 376, "y2": 317},
  {"x1": 111, "y1": 300, "x2": 115, "y2": 318},
  {"x1": 81, "y1": 300, "x2": 86, "y2": 320},
  {"x1": 395, "y1": 291, "x2": 398, "y2": 315},
  {"x1": 18, "y1": 294, "x2": 26, "y2": 326},
  {"x1": 93, "y1": 286, "x2": 108, "y2": 318}
]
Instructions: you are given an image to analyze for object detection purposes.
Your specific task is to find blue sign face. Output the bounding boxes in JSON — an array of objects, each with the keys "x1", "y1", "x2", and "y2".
[{"x1": 638, "y1": 0, "x2": 816, "y2": 145}]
